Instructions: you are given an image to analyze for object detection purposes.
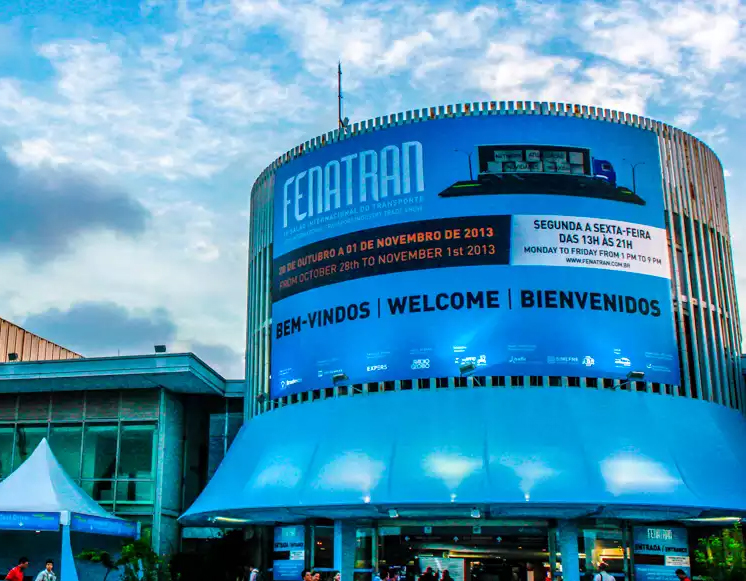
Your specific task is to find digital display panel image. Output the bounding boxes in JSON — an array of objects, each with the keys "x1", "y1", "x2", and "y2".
[
  {"x1": 269, "y1": 115, "x2": 680, "y2": 398},
  {"x1": 438, "y1": 144, "x2": 646, "y2": 205}
]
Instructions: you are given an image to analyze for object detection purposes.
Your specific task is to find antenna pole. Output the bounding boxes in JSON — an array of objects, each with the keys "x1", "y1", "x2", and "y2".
[{"x1": 337, "y1": 61, "x2": 343, "y2": 129}]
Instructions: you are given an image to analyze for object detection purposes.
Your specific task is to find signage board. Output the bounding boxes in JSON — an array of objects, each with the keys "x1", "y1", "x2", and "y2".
[
  {"x1": 633, "y1": 526, "x2": 690, "y2": 581},
  {"x1": 271, "y1": 115, "x2": 680, "y2": 397},
  {"x1": 71, "y1": 513, "x2": 138, "y2": 538},
  {"x1": 0, "y1": 512, "x2": 60, "y2": 531},
  {"x1": 273, "y1": 525, "x2": 306, "y2": 581}
]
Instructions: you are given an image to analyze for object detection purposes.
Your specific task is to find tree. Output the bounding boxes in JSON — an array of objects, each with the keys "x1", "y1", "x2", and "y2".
[
  {"x1": 695, "y1": 524, "x2": 746, "y2": 581},
  {"x1": 78, "y1": 541, "x2": 171, "y2": 581},
  {"x1": 76, "y1": 549, "x2": 118, "y2": 581}
]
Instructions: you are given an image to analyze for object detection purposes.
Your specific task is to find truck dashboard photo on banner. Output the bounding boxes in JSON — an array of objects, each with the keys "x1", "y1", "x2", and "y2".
[{"x1": 270, "y1": 115, "x2": 680, "y2": 398}]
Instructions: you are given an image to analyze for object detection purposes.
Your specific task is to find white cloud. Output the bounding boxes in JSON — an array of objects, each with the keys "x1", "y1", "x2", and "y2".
[
  {"x1": 475, "y1": 41, "x2": 581, "y2": 94},
  {"x1": 0, "y1": 199, "x2": 248, "y2": 350},
  {"x1": 581, "y1": 0, "x2": 745, "y2": 72},
  {"x1": 576, "y1": 0, "x2": 746, "y2": 112},
  {"x1": 699, "y1": 126, "x2": 729, "y2": 145},
  {"x1": 673, "y1": 111, "x2": 699, "y2": 129},
  {"x1": 8, "y1": 138, "x2": 73, "y2": 166},
  {"x1": 2, "y1": 0, "x2": 746, "y2": 373},
  {"x1": 0, "y1": 36, "x2": 311, "y2": 180},
  {"x1": 473, "y1": 44, "x2": 660, "y2": 115},
  {"x1": 38, "y1": 42, "x2": 123, "y2": 100}
]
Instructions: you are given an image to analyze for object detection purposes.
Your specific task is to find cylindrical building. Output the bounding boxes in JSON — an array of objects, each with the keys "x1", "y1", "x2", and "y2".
[{"x1": 183, "y1": 102, "x2": 746, "y2": 581}]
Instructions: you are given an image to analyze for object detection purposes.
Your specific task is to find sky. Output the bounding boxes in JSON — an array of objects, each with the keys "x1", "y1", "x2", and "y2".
[{"x1": 0, "y1": 0, "x2": 745, "y2": 379}]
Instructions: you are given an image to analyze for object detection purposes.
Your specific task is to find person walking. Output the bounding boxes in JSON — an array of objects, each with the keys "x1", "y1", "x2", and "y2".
[
  {"x1": 34, "y1": 560, "x2": 56, "y2": 581},
  {"x1": 6, "y1": 558, "x2": 29, "y2": 581},
  {"x1": 594, "y1": 562, "x2": 614, "y2": 581}
]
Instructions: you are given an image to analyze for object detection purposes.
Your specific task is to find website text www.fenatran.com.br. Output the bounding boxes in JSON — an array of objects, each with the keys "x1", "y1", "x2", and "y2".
[
  {"x1": 565, "y1": 256, "x2": 631, "y2": 269},
  {"x1": 275, "y1": 288, "x2": 662, "y2": 339}
]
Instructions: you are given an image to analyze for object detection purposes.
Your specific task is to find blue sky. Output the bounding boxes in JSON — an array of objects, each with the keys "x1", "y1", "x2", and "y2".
[{"x1": 0, "y1": 0, "x2": 744, "y2": 378}]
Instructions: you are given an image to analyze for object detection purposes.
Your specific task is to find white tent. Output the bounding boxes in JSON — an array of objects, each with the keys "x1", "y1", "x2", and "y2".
[{"x1": 0, "y1": 439, "x2": 138, "y2": 581}]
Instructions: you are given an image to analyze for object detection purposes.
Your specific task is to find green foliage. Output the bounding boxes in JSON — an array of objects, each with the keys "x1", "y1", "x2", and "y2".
[
  {"x1": 695, "y1": 524, "x2": 746, "y2": 581},
  {"x1": 76, "y1": 549, "x2": 118, "y2": 581},
  {"x1": 77, "y1": 541, "x2": 170, "y2": 581},
  {"x1": 119, "y1": 540, "x2": 170, "y2": 581}
]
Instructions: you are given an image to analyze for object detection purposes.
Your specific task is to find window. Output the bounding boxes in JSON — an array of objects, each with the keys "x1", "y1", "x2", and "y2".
[
  {"x1": 13, "y1": 425, "x2": 47, "y2": 470},
  {"x1": 116, "y1": 479, "x2": 155, "y2": 504},
  {"x1": 579, "y1": 526, "x2": 628, "y2": 580},
  {"x1": 118, "y1": 424, "x2": 156, "y2": 479},
  {"x1": 355, "y1": 528, "x2": 374, "y2": 569},
  {"x1": 0, "y1": 427, "x2": 14, "y2": 479},
  {"x1": 312, "y1": 525, "x2": 334, "y2": 569},
  {"x1": 82, "y1": 424, "x2": 118, "y2": 479},
  {"x1": 226, "y1": 415, "x2": 242, "y2": 450},
  {"x1": 0, "y1": 389, "x2": 160, "y2": 526},
  {"x1": 49, "y1": 425, "x2": 83, "y2": 479},
  {"x1": 81, "y1": 479, "x2": 115, "y2": 504}
]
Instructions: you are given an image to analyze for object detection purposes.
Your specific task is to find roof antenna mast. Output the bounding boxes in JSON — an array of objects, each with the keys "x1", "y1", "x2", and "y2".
[{"x1": 338, "y1": 62, "x2": 349, "y2": 132}]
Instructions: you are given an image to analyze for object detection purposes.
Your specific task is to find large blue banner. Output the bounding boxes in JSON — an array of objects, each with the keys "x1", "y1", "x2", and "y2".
[
  {"x1": 633, "y1": 526, "x2": 690, "y2": 581},
  {"x1": 270, "y1": 115, "x2": 680, "y2": 397}
]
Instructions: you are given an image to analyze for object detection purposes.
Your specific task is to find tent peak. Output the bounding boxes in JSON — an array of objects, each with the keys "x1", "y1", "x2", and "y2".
[{"x1": 0, "y1": 438, "x2": 117, "y2": 519}]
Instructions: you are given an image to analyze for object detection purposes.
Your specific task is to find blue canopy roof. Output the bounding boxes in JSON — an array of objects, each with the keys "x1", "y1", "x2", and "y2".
[{"x1": 181, "y1": 388, "x2": 746, "y2": 525}]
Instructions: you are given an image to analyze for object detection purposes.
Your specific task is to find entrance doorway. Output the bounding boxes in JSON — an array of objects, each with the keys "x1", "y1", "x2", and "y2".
[{"x1": 377, "y1": 524, "x2": 551, "y2": 581}]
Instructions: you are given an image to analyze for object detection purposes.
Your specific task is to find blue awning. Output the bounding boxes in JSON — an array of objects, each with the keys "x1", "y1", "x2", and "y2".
[{"x1": 181, "y1": 388, "x2": 746, "y2": 525}]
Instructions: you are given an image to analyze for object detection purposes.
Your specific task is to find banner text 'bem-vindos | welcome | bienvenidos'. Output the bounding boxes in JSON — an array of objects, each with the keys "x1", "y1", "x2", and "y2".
[
  {"x1": 275, "y1": 289, "x2": 662, "y2": 339},
  {"x1": 282, "y1": 141, "x2": 426, "y2": 228}
]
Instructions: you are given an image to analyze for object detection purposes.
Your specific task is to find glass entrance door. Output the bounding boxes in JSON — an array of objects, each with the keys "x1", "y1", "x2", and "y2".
[
  {"x1": 376, "y1": 523, "x2": 551, "y2": 581},
  {"x1": 547, "y1": 523, "x2": 631, "y2": 581}
]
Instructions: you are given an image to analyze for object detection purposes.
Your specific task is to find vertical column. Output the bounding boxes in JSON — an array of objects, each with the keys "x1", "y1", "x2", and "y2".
[
  {"x1": 557, "y1": 520, "x2": 580, "y2": 581},
  {"x1": 153, "y1": 388, "x2": 167, "y2": 552},
  {"x1": 334, "y1": 520, "x2": 357, "y2": 581},
  {"x1": 60, "y1": 512, "x2": 80, "y2": 581},
  {"x1": 583, "y1": 529, "x2": 597, "y2": 575}
]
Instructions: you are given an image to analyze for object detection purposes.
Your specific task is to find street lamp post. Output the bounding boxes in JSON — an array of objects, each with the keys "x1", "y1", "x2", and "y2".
[
  {"x1": 624, "y1": 159, "x2": 645, "y2": 194},
  {"x1": 455, "y1": 149, "x2": 474, "y2": 180}
]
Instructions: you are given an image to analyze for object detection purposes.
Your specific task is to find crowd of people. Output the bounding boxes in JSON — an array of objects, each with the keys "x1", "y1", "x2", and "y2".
[
  {"x1": 416, "y1": 567, "x2": 453, "y2": 581},
  {"x1": 5, "y1": 558, "x2": 56, "y2": 581},
  {"x1": 301, "y1": 569, "x2": 341, "y2": 581}
]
